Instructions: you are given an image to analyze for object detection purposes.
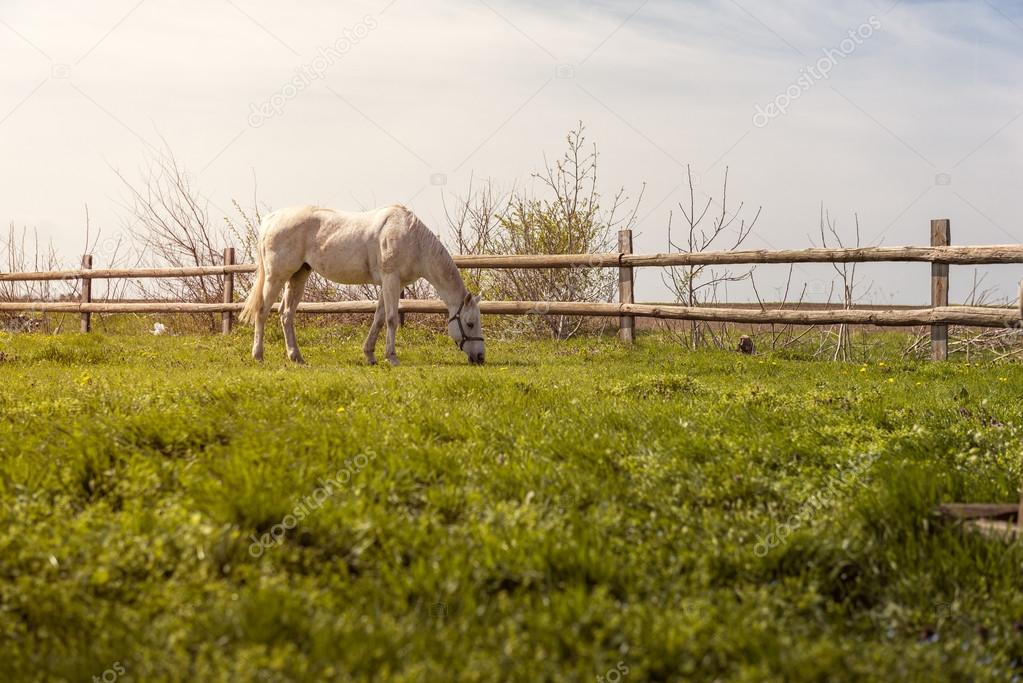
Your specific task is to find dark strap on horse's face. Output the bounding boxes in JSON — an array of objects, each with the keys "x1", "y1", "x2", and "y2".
[{"x1": 448, "y1": 298, "x2": 483, "y2": 350}]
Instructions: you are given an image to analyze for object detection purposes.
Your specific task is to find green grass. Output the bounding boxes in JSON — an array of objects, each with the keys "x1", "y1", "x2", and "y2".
[{"x1": 1, "y1": 325, "x2": 1023, "y2": 682}]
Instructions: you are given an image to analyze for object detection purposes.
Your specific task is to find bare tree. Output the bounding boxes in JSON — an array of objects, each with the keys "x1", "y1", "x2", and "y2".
[
  {"x1": 0, "y1": 224, "x2": 67, "y2": 332},
  {"x1": 113, "y1": 145, "x2": 229, "y2": 329},
  {"x1": 1, "y1": 224, "x2": 64, "y2": 302},
  {"x1": 906, "y1": 269, "x2": 1023, "y2": 362},
  {"x1": 0, "y1": 201, "x2": 141, "y2": 333},
  {"x1": 662, "y1": 166, "x2": 761, "y2": 349},
  {"x1": 445, "y1": 174, "x2": 512, "y2": 296},
  {"x1": 812, "y1": 206, "x2": 873, "y2": 361},
  {"x1": 749, "y1": 264, "x2": 816, "y2": 352},
  {"x1": 447, "y1": 123, "x2": 643, "y2": 339},
  {"x1": 223, "y1": 185, "x2": 265, "y2": 298}
]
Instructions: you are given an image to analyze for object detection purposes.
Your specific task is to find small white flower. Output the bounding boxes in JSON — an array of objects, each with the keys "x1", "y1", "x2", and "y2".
[{"x1": 152, "y1": 322, "x2": 167, "y2": 335}]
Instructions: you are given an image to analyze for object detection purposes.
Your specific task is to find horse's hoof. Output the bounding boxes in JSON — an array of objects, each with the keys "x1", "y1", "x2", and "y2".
[
  {"x1": 387, "y1": 356, "x2": 400, "y2": 367},
  {"x1": 365, "y1": 355, "x2": 377, "y2": 365}
]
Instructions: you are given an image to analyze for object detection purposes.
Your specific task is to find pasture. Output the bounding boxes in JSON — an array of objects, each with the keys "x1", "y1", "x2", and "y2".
[{"x1": 1, "y1": 326, "x2": 1023, "y2": 682}]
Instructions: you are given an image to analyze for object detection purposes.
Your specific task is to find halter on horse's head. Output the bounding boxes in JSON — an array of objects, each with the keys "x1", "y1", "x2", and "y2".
[{"x1": 448, "y1": 292, "x2": 485, "y2": 364}]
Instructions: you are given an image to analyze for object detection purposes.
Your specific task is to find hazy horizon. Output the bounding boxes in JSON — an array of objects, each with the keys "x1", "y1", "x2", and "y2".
[{"x1": 2, "y1": 0, "x2": 1022, "y2": 305}]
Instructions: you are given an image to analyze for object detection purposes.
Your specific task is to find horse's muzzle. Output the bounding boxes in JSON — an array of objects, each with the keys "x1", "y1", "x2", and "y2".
[{"x1": 469, "y1": 352, "x2": 485, "y2": 365}]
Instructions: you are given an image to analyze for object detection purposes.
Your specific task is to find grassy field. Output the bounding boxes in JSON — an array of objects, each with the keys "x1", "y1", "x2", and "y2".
[{"x1": 2, "y1": 324, "x2": 1023, "y2": 682}]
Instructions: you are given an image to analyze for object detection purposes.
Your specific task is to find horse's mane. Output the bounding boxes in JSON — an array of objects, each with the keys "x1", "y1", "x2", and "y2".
[{"x1": 404, "y1": 208, "x2": 463, "y2": 289}]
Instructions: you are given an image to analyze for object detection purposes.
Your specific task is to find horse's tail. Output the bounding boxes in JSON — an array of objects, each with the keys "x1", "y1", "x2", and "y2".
[
  {"x1": 239, "y1": 259, "x2": 264, "y2": 325},
  {"x1": 238, "y1": 256, "x2": 264, "y2": 325},
  {"x1": 239, "y1": 216, "x2": 273, "y2": 325}
]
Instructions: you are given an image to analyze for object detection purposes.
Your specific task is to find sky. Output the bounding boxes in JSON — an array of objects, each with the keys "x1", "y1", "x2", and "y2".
[{"x1": 1, "y1": 0, "x2": 1022, "y2": 304}]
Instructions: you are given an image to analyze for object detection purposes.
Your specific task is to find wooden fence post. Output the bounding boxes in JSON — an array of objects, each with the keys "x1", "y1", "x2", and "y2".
[
  {"x1": 80, "y1": 254, "x2": 92, "y2": 333},
  {"x1": 222, "y1": 247, "x2": 235, "y2": 335},
  {"x1": 618, "y1": 229, "x2": 634, "y2": 344},
  {"x1": 1018, "y1": 480, "x2": 1023, "y2": 531},
  {"x1": 931, "y1": 219, "x2": 950, "y2": 361}
]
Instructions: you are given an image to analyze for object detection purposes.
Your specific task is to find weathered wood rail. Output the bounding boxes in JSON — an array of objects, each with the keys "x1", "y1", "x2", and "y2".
[
  {"x1": 1, "y1": 219, "x2": 1021, "y2": 359},
  {"x1": 0, "y1": 299, "x2": 1017, "y2": 327},
  {"x1": 5, "y1": 244, "x2": 1023, "y2": 282}
]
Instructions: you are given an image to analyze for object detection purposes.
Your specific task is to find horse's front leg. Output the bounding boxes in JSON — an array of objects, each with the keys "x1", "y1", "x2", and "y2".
[
  {"x1": 381, "y1": 273, "x2": 402, "y2": 366},
  {"x1": 363, "y1": 294, "x2": 386, "y2": 365}
]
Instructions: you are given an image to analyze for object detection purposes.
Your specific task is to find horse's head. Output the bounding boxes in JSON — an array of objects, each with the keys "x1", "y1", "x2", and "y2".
[{"x1": 448, "y1": 292, "x2": 485, "y2": 365}]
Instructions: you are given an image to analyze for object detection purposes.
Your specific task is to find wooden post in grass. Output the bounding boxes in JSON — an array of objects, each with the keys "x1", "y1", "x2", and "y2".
[
  {"x1": 221, "y1": 247, "x2": 235, "y2": 335},
  {"x1": 1018, "y1": 481, "x2": 1023, "y2": 530},
  {"x1": 618, "y1": 229, "x2": 634, "y2": 344},
  {"x1": 80, "y1": 254, "x2": 92, "y2": 333},
  {"x1": 931, "y1": 219, "x2": 950, "y2": 360}
]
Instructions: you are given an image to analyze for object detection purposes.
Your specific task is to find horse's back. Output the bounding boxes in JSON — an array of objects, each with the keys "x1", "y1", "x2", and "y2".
[
  {"x1": 259, "y1": 205, "x2": 414, "y2": 285},
  {"x1": 262, "y1": 205, "x2": 406, "y2": 239}
]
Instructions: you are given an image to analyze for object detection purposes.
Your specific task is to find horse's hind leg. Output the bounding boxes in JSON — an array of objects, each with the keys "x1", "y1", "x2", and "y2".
[
  {"x1": 252, "y1": 267, "x2": 288, "y2": 362},
  {"x1": 281, "y1": 266, "x2": 311, "y2": 364},
  {"x1": 362, "y1": 292, "x2": 386, "y2": 365},
  {"x1": 381, "y1": 272, "x2": 402, "y2": 366}
]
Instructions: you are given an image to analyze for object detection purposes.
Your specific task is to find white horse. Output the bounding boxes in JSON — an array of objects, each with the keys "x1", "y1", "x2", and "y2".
[{"x1": 239, "y1": 205, "x2": 485, "y2": 366}]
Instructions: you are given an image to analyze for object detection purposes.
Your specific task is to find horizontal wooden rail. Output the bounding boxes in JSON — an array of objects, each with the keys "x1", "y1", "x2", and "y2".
[
  {"x1": 1, "y1": 299, "x2": 1017, "y2": 328},
  {"x1": 457, "y1": 245, "x2": 1023, "y2": 268},
  {"x1": 0, "y1": 264, "x2": 255, "y2": 282},
  {"x1": 4, "y1": 245, "x2": 1023, "y2": 282}
]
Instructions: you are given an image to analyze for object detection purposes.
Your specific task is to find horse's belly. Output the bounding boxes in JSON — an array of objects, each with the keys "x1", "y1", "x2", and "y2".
[
  {"x1": 308, "y1": 239, "x2": 379, "y2": 284},
  {"x1": 313, "y1": 257, "x2": 378, "y2": 285}
]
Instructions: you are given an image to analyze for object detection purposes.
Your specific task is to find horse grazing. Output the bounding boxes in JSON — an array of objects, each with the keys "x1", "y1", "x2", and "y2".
[{"x1": 239, "y1": 205, "x2": 484, "y2": 366}]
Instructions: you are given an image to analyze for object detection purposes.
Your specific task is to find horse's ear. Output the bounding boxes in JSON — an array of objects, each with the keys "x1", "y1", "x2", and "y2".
[
  {"x1": 463, "y1": 291, "x2": 474, "y2": 306},
  {"x1": 473, "y1": 294, "x2": 482, "y2": 304}
]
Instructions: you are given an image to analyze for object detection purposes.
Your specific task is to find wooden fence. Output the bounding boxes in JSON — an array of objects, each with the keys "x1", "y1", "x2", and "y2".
[{"x1": 1, "y1": 219, "x2": 1021, "y2": 360}]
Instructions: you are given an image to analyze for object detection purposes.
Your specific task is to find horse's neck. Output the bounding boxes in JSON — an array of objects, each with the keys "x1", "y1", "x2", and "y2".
[{"x1": 424, "y1": 246, "x2": 466, "y2": 312}]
